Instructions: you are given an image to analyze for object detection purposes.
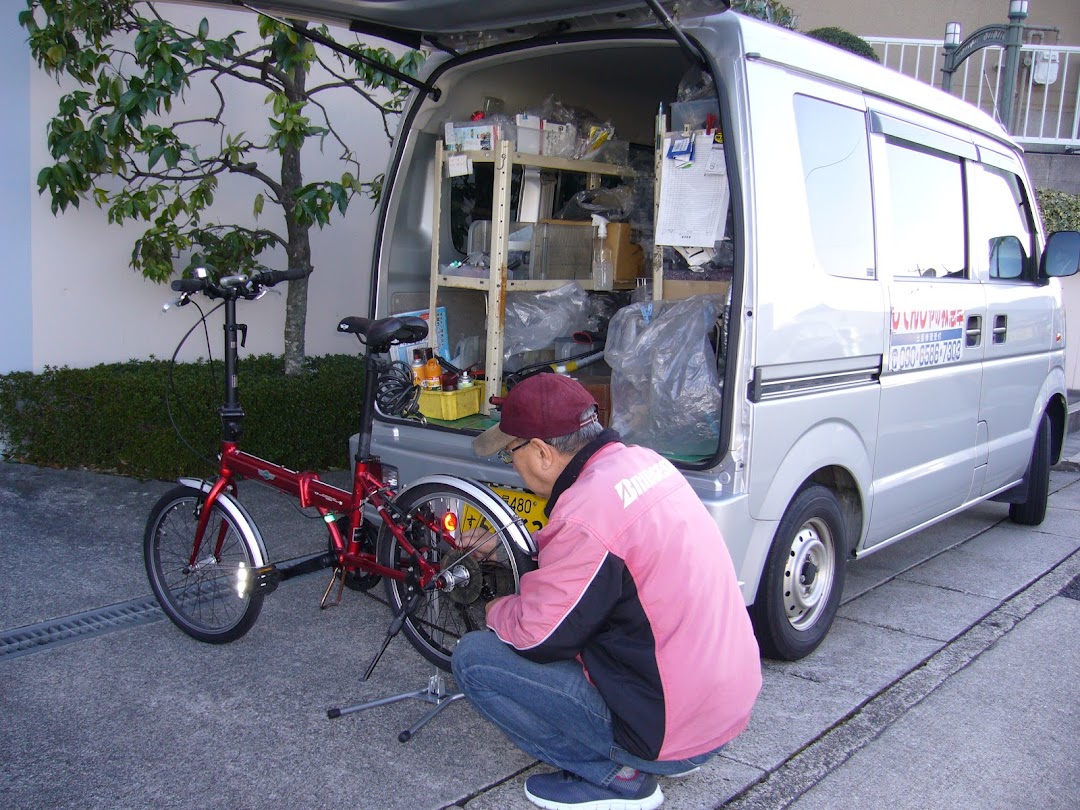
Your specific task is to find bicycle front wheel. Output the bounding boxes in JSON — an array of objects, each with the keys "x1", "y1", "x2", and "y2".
[
  {"x1": 144, "y1": 485, "x2": 264, "y2": 644},
  {"x1": 378, "y1": 480, "x2": 536, "y2": 671}
]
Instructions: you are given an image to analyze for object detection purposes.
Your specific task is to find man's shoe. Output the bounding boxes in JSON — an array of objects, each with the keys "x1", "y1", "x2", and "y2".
[
  {"x1": 524, "y1": 769, "x2": 663, "y2": 810},
  {"x1": 663, "y1": 765, "x2": 701, "y2": 779}
]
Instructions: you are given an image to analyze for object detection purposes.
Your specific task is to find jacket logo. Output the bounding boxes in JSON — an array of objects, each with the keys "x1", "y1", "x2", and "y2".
[{"x1": 614, "y1": 460, "x2": 675, "y2": 508}]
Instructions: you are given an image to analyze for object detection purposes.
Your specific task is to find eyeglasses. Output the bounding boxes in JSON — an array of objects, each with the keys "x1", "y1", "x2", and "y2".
[{"x1": 498, "y1": 440, "x2": 530, "y2": 464}]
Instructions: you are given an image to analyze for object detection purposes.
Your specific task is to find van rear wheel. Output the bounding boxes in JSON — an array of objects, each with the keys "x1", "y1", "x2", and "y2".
[{"x1": 751, "y1": 485, "x2": 847, "y2": 661}]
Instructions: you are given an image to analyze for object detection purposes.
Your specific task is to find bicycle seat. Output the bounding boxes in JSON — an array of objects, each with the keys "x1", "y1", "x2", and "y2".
[{"x1": 338, "y1": 315, "x2": 429, "y2": 350}]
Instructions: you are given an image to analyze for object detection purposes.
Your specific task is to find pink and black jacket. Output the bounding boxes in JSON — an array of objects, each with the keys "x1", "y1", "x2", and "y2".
[{"x1": 487, "y1": 433, "x2": 762, "y2": 761}]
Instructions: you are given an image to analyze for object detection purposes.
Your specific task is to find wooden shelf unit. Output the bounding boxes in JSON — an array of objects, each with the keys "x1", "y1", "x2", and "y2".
[{"x1": 428, "y1": 139, "x2": 634, "y2": 413}]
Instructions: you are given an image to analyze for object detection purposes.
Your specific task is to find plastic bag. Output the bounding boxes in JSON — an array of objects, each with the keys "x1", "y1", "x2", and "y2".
[
  {"x1": 557, "y1": 185, "x2": 637, "y2": 223},
  {"x1": 605, "y1": 296, "x2": 726, "y2": 456},
  {"x1": 502, "y1": 282, "x2": 596, "y2": 369}
]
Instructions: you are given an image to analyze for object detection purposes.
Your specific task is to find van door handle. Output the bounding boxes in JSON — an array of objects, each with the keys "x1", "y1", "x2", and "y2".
[
  {"x1": 966, "y1": 315, "x2": 982, "y2": 347},
  {"x1": 992, "y1": 314, "x2": 1007, "y2": 344}
]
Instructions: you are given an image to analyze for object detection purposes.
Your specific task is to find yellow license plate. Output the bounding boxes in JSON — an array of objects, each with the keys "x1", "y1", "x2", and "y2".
[{"x1": 463, "y1": 485, "x2": 548, "y2": 534}]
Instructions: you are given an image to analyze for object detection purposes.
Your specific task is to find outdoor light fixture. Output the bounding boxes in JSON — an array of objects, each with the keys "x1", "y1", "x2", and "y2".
[
  {"x1": 941, "y1": 0, "x2": 1030, "y2": 131},
  {"x1": 944, "y1": 22, "x2": 962, "y2": 48},
  {"x1": 1008, "y1": 1, "x2": 1029, "y2": 18}
]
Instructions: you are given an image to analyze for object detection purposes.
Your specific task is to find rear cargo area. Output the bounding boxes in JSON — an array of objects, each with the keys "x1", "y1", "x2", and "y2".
[{"x1": 377, "y1": 36, "x2": 733, "y2": 460}]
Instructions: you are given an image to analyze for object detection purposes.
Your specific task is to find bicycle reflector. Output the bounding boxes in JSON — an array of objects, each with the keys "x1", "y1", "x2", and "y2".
[{"x1": 442, "y1": 511, "x2": 458, "y2": 534}]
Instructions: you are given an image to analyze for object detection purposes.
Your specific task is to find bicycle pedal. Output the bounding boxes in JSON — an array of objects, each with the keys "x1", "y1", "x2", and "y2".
[{"x1": 252, "y1": 565, "x2": 281, "y2": 595}]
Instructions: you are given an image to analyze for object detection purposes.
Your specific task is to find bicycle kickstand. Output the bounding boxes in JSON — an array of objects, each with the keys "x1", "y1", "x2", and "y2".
[{"x1": 325, "y1": 590, "x2": 465, "y2": 742}]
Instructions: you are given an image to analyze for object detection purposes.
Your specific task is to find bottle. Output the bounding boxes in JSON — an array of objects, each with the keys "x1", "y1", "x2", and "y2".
[
  {"x1": 424, "y1": 354, "x2": 442, "y2": 391},
  {"x1": 459, "y1": 369, "x2": 474, "y2": 388},
  {"x1": 591, "y1": 214, "x2": 613, "y2": 291},
  {"x1": 411, "y1": 350, "x2": 424, "y2": 387}
]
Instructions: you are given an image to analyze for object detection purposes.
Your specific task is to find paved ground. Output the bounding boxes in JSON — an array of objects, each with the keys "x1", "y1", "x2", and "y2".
[{"x1": 1, "y1": 430, "x2": 1079, "y2": 810}]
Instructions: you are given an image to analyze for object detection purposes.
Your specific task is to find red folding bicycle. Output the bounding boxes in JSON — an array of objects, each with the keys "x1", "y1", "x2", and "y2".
[{"x1": 143, "y1": 267, "x2": 536, "y2": 678}]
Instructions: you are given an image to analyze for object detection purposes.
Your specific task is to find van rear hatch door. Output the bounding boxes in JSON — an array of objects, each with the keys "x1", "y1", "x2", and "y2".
[{"x1": 213, "y1": 1, "x2": 723, "y2": 51}]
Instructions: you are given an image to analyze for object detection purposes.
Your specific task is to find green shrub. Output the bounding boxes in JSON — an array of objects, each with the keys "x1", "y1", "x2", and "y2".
[
  {"x1": 806, "y1": 27, "x2": 881, "y2": 62},
  {"x1": 731, "y1": 0, "x2": 798, "y2": 29},
  {"x1": 1035, "y1": 188, "x2": 1080, "y2": 233},
  {"x1": 0, "y1": 354, "x2": 366, "y2": 480}
]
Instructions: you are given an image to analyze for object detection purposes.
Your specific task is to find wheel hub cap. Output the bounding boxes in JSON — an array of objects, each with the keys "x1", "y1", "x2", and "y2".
[{"x1": 783, "y1": 521, "x2": 835, "y2": 631}]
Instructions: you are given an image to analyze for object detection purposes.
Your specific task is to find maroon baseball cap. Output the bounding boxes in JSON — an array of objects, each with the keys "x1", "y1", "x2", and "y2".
[{"x1": 473, "y1": 373, "x2": 599, "y2": 457}]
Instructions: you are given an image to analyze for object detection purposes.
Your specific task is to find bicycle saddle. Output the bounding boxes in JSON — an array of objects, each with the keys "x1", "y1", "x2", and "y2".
[{"x1": 338, "y1": 315, "x2": 429, "y2": 349}]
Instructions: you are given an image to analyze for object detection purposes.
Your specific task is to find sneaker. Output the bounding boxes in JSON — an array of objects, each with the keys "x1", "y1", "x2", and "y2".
[
  {"x1": 663, "y1": 765, "x2": 701, "y2": 779},
  {"x1": 524, "y1": 769, "x2": 663, "y2": 810}
]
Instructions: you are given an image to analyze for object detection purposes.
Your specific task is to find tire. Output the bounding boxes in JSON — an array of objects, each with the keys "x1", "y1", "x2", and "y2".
[
  {"x1": 378, "y1": 480, "x2": 537, "y2": 671},
  {"x1": 1009, "y1": 412, "x2": 1051, "y2": 526},
  {"x1": 144, "y1": 485, "x2": 264, "y2": 643},
  {"x1": 751, "y1": 484, "x2": 847, "y2": 661}
]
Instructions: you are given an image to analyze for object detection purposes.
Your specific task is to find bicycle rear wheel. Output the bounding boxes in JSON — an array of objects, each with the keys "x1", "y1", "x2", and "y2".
[
  {"x1": 378, "y1": 479, "x2": 537, "y2": 671},
  {"x1": 144, "y1": 485, "x2": 264, "y2": 643}
]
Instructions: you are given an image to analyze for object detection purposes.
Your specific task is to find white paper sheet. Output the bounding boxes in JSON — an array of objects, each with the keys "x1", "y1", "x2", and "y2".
[{"x1": 655, "y1": 133, "x2": 730, "y2": 247}]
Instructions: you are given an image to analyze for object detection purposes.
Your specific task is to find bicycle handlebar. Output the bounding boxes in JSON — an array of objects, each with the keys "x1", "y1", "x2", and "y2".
[{"x1": 169, "y1": 267, "x2": 310, "y2": 297}]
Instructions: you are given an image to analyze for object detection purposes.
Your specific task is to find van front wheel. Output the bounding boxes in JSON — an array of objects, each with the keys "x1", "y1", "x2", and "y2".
[
  {"x1": 1008, "y1": 412, "x2": 1051, "y2": 526},
  {"x1": 751, "y1": 485, "x2": 847, "y2": 661}
]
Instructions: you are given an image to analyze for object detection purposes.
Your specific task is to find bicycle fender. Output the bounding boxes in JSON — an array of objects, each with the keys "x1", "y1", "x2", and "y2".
[
  {"x1": 177, "y1": 477, "x2": 269, "y2": 567},
  {"x1": 400, "y1": 475, "x2": 538, "y2": 556}
]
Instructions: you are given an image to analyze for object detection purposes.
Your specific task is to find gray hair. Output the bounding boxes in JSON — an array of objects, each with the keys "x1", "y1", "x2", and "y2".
[{"x1": 546, "y1": 406, "x2": 604, "y2": 455}]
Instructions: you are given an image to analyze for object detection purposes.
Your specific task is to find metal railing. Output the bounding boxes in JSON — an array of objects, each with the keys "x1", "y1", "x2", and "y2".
[{"x1": 863, "y1": 36, "x2": 1080, "y2": 148}]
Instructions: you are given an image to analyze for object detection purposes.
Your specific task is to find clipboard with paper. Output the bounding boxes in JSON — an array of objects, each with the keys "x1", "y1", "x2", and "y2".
[{"x1": 655, "y1": 131, "x2": 729, "y2": 247}]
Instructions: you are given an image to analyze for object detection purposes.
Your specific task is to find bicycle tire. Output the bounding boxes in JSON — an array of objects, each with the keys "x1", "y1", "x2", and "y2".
[
  {"x1": 144, "y1": 484, "x2": 264, "y2": 643},
  {"x1": 377, "y1": 479, "x2": 537, "y2": 671}
]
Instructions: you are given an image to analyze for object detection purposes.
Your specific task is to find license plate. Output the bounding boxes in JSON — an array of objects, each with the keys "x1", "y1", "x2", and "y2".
[{"x1": 463, "y1": 485, "x2": 548, "y2": 534}]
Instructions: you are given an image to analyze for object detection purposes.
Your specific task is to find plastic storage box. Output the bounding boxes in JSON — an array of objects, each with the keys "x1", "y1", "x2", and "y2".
[{"x1": 418, "y1": 387, "x2": 483, "y2": 421}]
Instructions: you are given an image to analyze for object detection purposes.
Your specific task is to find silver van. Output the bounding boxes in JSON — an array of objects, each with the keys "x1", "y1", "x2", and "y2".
[{"x1": 227, "y1": 1, "x2": 1080, "y2": 659}]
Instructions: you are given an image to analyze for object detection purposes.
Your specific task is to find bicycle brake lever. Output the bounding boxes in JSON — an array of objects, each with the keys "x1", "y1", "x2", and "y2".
[{"x1": 162, "y1": 295, "x2": 189, "y2": 312}]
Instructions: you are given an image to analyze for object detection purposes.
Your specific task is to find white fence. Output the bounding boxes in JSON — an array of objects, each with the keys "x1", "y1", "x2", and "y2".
[{"x1": 864, "y1": 36, "x2": 1080, "y2": 148}]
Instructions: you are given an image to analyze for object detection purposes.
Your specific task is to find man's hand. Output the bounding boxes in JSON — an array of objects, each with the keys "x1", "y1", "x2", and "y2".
[{"x1": 459, "y1": 527, "x2": 500, "y2": 557}]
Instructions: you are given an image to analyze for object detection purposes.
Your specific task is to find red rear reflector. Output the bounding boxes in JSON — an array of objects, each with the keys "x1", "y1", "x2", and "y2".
[{"x1": 442, "y1": 512, "x2": 458, "y2": 533}]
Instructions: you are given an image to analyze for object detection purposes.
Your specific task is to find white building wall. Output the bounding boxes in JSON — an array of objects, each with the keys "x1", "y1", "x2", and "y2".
[
  {"x1": 1, "y1": 12, "x2": 33, "y2": 374},
  {"x1": 12, "y1": 2, "x2": 391, "y2": 373}
]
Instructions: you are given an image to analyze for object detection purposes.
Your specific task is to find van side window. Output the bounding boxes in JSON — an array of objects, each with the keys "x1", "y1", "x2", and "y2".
[
  {"x1": 881, "y1": 140, "x2": 966, "y2": 280},
  {"x1": 967, "y1": 163, "x2": 1034, "y2": 281},
  {"x1": 793, "y1": 95, "x2": 875, "y2": 280}
]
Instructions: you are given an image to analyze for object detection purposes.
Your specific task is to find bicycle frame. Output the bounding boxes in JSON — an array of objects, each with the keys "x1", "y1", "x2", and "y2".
[{"x1": 184, "y1": 291, "x2": 450, "y2": 591}]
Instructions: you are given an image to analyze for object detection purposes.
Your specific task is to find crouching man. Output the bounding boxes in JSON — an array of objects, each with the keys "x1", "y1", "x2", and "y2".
[{"x1": 452, "y1": 373, "x2": 761, "y2": 810}]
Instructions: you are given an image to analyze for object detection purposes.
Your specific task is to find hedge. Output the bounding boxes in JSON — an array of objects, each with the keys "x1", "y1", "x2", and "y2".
[
  {"x1": 0, "y1": 354, "x2": 365, "y2": 481},
  {"x1": 806, "y1": 27, "x2": 880, "y2": 62},
  {"x1": 1036, "y1": 188, "x2": 1080, "y2": 233}
]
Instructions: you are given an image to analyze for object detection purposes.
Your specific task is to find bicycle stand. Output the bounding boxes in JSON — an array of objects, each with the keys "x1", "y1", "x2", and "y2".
[
  {"x1": 326, "y1": 589, "x2": 465, "y2": 742},
  {"x1": 326, "y1": 665, "x2": 464, "y2": 742}
]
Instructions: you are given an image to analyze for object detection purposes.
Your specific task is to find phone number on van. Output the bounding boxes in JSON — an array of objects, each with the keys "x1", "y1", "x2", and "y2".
[{"x1": 889, "y1": 337, "x2": 963, "y2": 371}]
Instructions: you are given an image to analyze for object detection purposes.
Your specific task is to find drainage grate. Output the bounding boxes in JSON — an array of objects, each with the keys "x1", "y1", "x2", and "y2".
[
  {"x1": 1062, "y1": 573, "x2": 1080, "y2": 602},
  {"x1": 0, "y1": 596, "x2": 164, "y2": 660}
]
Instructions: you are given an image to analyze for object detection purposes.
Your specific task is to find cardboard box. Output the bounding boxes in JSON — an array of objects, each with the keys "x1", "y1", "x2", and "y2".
[
  {"x1": 661, "y1": 280, "x2": 731, "y2": 301},
  {"x1": 515, "y1": 113, "x2": 542, "y2": 155},
  {"x1": 541, "y1": 122, "x2": 577, "y2": 157},
  {"x1": 578, "y1": 380, "x2": 611, "y2": 427},
  {"x1": 419, "y1": 386, "x2": 482, "y2": 421}
]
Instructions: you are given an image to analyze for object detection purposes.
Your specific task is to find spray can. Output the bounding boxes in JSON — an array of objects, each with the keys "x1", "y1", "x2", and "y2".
[{"x1": 411, "y1": 350, "x2": 425, "y2": 386}]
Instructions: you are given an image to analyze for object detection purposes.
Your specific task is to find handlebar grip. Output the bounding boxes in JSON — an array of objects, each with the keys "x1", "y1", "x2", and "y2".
[
  {"x1": 171, "y1": 278, "x2": 207, "y2": 292},
  {"x1": 259, "y1": 267, "x2": 310, "y2": 286}
]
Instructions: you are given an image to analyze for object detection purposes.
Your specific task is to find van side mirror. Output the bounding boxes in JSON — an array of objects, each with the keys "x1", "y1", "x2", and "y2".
[
  {"x1": 1040, "y1": 230, "x2": 1080, "y2": 279},
  {"x1": 989, "y1": 235, "x2": 1025, "y2": 279}
]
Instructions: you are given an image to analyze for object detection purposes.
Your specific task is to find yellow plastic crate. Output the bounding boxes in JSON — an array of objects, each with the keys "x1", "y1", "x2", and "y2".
[{"x1": 418, "y1": 386, "x2": 482, "y2": 421}]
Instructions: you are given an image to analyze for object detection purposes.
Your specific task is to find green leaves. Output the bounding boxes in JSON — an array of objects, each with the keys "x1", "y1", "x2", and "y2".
[{"x1": 20, "y1": 0, "x2": 421, "y2": 374}]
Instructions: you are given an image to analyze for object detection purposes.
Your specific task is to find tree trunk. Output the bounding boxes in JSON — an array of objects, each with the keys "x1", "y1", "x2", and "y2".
[{"x1": 280, "y1": 63, "x2": 312, "y2": 378}]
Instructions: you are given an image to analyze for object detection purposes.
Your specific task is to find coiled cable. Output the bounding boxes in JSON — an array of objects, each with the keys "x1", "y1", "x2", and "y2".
[{"x1": 374, "y1": 359, "x2": 423, "y2": 420}]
